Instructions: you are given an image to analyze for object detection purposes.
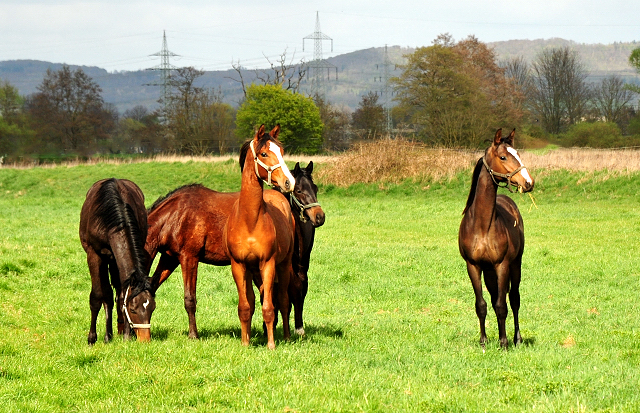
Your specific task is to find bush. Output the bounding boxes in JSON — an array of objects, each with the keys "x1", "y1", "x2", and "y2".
[{"x1": 559, "y1": 122, "x2": 634, "y2": 148}]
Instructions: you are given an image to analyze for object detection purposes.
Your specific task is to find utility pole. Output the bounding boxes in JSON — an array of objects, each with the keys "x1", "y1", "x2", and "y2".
[
  {"x1": 382, "y1": 45, "x2": 393, "y2": 133},
  {"x1": 146, "y1": 30, "x2": 179, "y2": 112},
  {"x1": 303, "y1": 12, "x2": 337, "y2": 99}
]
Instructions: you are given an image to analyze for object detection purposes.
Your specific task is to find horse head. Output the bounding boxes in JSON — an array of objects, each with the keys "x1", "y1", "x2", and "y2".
[
  {"x1": 241, "y1": 124, "x2": 295, "y2": 192},
  {"x1": 291, "y1": 161, "x2": 325, "y2": 227},
  {"x1": 122, "y1": 271, "x2": 156, "y2": 342},
  {"x1": 483, "y1": 129, "x2": 534, "y2": 193}
]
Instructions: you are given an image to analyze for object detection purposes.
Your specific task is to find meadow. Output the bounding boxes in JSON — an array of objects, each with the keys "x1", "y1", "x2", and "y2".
[{"x1": 1, "y1": 147, "x2": 639, "y2": 412}]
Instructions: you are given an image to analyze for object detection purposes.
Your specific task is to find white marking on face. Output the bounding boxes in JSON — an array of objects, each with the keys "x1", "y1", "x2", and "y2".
[
  {"x1": 268, "y1": 141, "x2": 295, "y2": 186},
  {"x1": 506, "y1": 147, "x2": 533, "y2": 184},
  {"x1": 143, "y1": 299, "x2": 149, "y2": 310}
]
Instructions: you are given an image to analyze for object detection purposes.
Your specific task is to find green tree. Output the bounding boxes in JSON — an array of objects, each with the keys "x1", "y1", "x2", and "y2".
[
  {"x1": 351, "y1": 91, "x2": 385, "y2": 139},
  {"x1": 628, "y1": 48, "x2": 640, "y2": 93},
  {"x1": 0, "y1": 80, "x2": 36, "y2": 157},
  {"x1": 235, "y1": 84, "x2": 323, "y2": 154}
]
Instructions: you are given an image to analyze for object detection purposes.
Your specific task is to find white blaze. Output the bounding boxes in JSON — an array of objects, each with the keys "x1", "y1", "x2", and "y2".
[
  {"x1": 143, "y1": 299, "x2": 149, "y2": 310},
  {"x1": 506, "y1": 147, "x2": 533, "y2": 184},
  {"x1": 268, "y1": 141, "x2": 295, "y2": 186}
]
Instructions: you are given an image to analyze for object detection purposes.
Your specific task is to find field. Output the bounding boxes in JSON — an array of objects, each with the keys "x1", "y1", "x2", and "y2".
[{"x1": 1, "y1": 149, "x2": 639, "y2": 412}]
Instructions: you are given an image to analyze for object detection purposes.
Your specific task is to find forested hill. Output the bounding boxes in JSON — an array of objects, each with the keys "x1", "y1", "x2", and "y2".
[{"x1": 1, "y1": 38, "x2": 639, "y2": 113}]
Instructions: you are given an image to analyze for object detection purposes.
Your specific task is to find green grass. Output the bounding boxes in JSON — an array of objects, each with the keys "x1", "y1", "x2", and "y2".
[{"x1": 1, "y1": 161, "x2": 639, "y2": 412}]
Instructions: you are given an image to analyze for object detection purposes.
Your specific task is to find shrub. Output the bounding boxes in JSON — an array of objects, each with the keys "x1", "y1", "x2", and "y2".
[{"x1": 560, "y1": 122, "x2": 629, "y2": 148}]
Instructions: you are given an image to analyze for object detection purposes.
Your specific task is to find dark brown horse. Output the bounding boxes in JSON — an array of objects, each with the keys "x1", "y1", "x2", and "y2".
[
  {"x1": 458, "y1": 129, "x2": 534, "y2": 349},
  {"x1": 226, "y1": 125, "x2": 295, "y2": 349},
  {"x1": 286, "y1": 161, "x2": 325, "y2": 336},
  {"x1": 80, "y1": 178, "x2": 156, "y2": 345}
]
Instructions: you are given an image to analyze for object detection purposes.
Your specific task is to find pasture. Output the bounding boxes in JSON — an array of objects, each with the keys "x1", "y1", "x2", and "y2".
[{"x1": 0, "y1": 153, "x2": 639, "y2": 412}]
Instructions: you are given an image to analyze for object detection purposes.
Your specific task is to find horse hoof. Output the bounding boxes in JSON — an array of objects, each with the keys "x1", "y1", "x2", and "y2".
[
  {"x1": 104, "y1": 334, "x2": 112, "y2": 344},
  {"x1": 88, "y1": 334, "x2": 97, "y2": 346},
  {"x1": 295, "y1": 327, "x2": 305, "y2": 336},
  {"x1": 188, "y1": 332, "x2": 199, "y2": 340}
]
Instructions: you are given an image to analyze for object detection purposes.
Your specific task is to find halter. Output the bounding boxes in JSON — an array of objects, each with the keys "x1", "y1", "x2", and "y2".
[
  {"x1": 250, "y1": 140, "x2": 284, "y2": 187},
  {"x1": 289, "y1": 192, "x2": 321, "y2": 223},
  {"x1": 122, "y1": 287, "x2": 151, "y2": 330},
  {"x1": 482, "y1": 156, "x2": 524, "y2": 193}
]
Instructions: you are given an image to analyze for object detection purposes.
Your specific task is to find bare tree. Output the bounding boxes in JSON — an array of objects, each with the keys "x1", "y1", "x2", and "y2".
[
  {"x1": 530, "y1": 47, "x2": 590, "y2": 133},
  {"x1": 502, "y1": 56, "x2": 532, "y2": 109},
  {"x1": 592, "y1": 75, "x2": 636, "y2": 124}
]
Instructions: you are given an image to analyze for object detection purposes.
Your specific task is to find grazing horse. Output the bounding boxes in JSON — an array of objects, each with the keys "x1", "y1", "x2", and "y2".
[
  {"x1": 226, "y1": 124, "x2": 295, "y2": 349},
  {"x1": 286, "y1": 161, "x2": 325, "y2": 336},
  {"x1": 79, "y1": 178, "x2": 155, "y2": 344},
  {"x1": 458, "y1": 129, "x2": 534, "y2": 349}
]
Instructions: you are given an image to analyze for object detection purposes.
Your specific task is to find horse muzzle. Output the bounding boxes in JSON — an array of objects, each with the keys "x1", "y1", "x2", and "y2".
[{"x1": 134, "y1": 327, "x2": 151, "y2": 342}]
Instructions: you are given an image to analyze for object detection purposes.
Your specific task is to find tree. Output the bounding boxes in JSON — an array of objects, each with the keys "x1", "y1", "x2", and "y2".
[
  {"x1": 592, "y1": 75, "x2": 636, "y2": 124},
  {"x1": 529, "y1": 47, "x2": 590, "y2": 134},
  {"x1": 0, "y1": 81, "x2": 35, "y2": 156},
  {"x1": 628, "y1": 48, "x2": 640, "y2": 93},
  {"x1": 164, "y1": 67, "x2": 236, "y2": 154},
  {"x1": 235, "y1": 84, "x2": 323, "y2": 154},
  {"x1": 392, "y1": 35, "x2": 523, "y2": 147},
  {"x1": 27, "y1": 65, "x2": 113, "y2": 155},
  {"x1": 314, "y1": 94, "x2": 352, "y2": 151},
  {"x1": 351, "y1": 91, "x2": 385, "y2": 139}
]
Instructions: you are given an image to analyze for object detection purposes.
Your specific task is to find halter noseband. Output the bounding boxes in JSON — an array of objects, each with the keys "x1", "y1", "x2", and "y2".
[
  {"x1": 122, "y1": 287, "x2": 151, "y2": 330},
  {"x1": 482, "y1": 156, "x2": 524, "y2": 193},
  {"x1": 289, "y1": 192, "x2": 321, "y2": 223},
  {"x1": 250, "y1": 140, "x2": 284, "y2": 187}
]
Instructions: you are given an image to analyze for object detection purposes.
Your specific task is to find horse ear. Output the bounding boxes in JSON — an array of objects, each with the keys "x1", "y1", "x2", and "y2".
[
  {"x1": 493, "y1": 128, "x2": 503, "y2": 146},
  {"x1": 306, "y1": 161, "x2": 314, "y2": 173},
  {"x1": 256, "y1": 124, "x2": 265, "y2": 138},
  {"x1": 270, "y1": 124, "x2": 281, "y2": 139},
  {"x1": 504, "y1": 128, "x2": 516, "y2": 146},
  {"x1": 294, "y1": 162, "x2": 301, "y2": 175}
]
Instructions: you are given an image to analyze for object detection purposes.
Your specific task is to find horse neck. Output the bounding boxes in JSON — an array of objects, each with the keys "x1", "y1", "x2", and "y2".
[
  {"x1": 467, "y1": 166, "x2": 498, "y2": 234},
  {"x1": 108, "y1": 228, "x2": 140, "y2": 283},
  {"x1": 237, "y1": 152, "x2": 266, "y2": 228}
]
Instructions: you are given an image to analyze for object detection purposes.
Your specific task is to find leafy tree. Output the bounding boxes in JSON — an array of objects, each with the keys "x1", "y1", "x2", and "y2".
[
  {"x1": 235, "y1": 84, "x2": 323, "y2": 154},
  {"x1": 314, "y1": 94, "x2": 352, "y2": 151},
  {"x1": 628, "y1": 48, "x2": 640, "y2": 93},
  {"x1": 0, "y1": 80, "x2": 35, "y2": 156},
  {"x1": 392, "y1": 35, "x2": 523, "y2": 147},
  {"x1": 27, "y1": 65, "x2": 113, "y2": 155},
  {"x1": 351, "y1": 91, "x2": 385, "y2": 139},
  {"x1": 529, "y1": 47, "x2": 590, "y2": 134}
]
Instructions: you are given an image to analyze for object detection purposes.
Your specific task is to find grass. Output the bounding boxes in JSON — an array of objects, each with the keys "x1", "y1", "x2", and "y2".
[{"x1": 1, "y1": 153, "x2": 640, "y2": 412}]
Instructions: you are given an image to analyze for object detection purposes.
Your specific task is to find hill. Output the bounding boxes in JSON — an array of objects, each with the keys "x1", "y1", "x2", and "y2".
[{"x1": 1, "y1": 39, "x2": 639, "y2": 114}]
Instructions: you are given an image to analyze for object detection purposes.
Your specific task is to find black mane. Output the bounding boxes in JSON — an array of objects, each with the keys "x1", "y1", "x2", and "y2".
[
  {"x1": 462, "y1": 157, "x2": 484, "y2": 216},
  {"x1": 239, "y1": 133, "x2": 278, "y2": 172},
  {"x1": 148, "y1": 183, "x2": 204, "y2": 213},
  {"x1": 95, "y1": 178, "x2": 152, "y2": 297}
]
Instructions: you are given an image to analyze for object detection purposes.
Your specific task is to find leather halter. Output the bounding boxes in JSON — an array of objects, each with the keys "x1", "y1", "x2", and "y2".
[
  {"x1": 289, "y1": 192, "x2": 321, "y2": 223},
  {"x1": 122, "y1": 287, "x2": 151, "y2": 330},
  {"x1": 482, "y1": 156, "x2": 524, "y2": 193},
  {"x1": 250, "y1": 140, "x2": 284, "y2": 187}
]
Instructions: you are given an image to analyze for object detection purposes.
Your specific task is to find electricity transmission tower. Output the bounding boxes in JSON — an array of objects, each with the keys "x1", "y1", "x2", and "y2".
[
  {"x1": 146, "y1": 30, "x2": 179, "y2": 111},
  {"x1": 375, "y1": 45, "x2": 395, "y2": 132},
  {"x1": 303, "y1": 12, "x2": 337, "y2": 98}
]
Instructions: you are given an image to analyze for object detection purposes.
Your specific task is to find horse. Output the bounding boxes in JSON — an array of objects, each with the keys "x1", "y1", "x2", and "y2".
[
  {"x1": 285, "y1": 161, "x2": 325, "y2": 336},
  {"x1": 458, "y1": 129, "x2": 534, "y2": 349},
  {"x1": 226, "y1": 124, "x2": 296, "y2": 349},
  {"x1": 79, "y1": 178, "x2": 156, "y2": 344}
]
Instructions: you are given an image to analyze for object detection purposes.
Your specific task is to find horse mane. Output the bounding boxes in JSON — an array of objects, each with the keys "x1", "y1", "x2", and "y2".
[
  {"x1": 148, "y1": 183, "x2": 204, "y2": 213},
  {"x1": 462, "y1": 157, "x2": 484, "y2": 216},
  {"x1": 95, "y1": 178, "x2": 152, "y2": 298}
]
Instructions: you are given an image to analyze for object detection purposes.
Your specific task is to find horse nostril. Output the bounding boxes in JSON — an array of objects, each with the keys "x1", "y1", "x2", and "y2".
[{"x1": 284, "y1": 180, "x2": 291, "y2": 190}]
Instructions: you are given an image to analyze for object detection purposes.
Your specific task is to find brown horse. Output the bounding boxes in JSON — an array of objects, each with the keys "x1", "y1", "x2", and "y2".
[
  {"x1": 227, "y1": 124, "x2": 295, "y2": 349},
  {"x1": 79, "y1": 178, "x2": 156, "y2": 344},
  {"x1": 286, "y1": 161, "x2": 325, "y2": 335},
  {"x1": 458, "y1": 129, "x2": 534, "y2": 349}
]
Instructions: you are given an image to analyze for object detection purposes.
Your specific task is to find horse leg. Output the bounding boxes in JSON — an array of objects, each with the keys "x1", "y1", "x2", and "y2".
[
  {"x1": 260, "y1": 259, "x2": 277, "y2": 350},
  {"x1": 101, "y1": 273, "x2": 114, "y2": 344},
  {"x1": 180, "y1": 256, "x2": 200, "y2": 339},
  {"x1": 109, "y1": 262, "x2": 128, "y2": 339},
  {"x1": 231, "y1": 260, "x2": 254, "y2": 346},
  {"x1": 293, "y1": 271, "x2": 308, "y2": 336},
  {"x1": 492, "y1": 263, "x2": 511, "y2": 349},
  {"x1": 150, "y1": 253, "x2": 179, "y2": 293},
  {"x1": 276, "y1": 263, "x2": 291, "y2": 342},
  {"x1": 466, "y1": 262, "x2": 487, "y2": 347},
  {"x1": 87, "y1": 250, "x2": 106, "y2": 346},
  {"x1": 509, "y1": 258, "x2": 523, "y2": 346}
]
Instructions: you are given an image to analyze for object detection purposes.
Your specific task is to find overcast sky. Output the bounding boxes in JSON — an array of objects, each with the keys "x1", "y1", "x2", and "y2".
[{"x1": 1, "y1": 0, "x2": 639, "y2": 72}]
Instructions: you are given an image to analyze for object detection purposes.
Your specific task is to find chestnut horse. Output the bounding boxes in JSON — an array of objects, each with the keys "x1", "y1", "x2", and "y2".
[
  {"x1": 227, "y1": 125, "x2": 296, "y2": 349},
  {"x1": 80, "y1": 178, "x2": 156, "y2": 344},
  {"x1": 458, "y1": 129, "x2": 534, "y2": 349},
  {"x1": 286, "y1": 161, "x2": 325, "y2": 335}
]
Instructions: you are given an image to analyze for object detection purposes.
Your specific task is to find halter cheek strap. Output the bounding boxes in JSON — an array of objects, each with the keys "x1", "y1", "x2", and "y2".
[
  {"x1": 123, "y1": 287, "x2": 151, "y2": 330},
  {"x1": 482, "y1": 156, "x2": 524, "y2": 193},
  {"x1": 250, "y1": 140, "x2": 283, "y2": 187},
  {"x1": 289, "y1": 192, "x2": 321, "y2": 223}
]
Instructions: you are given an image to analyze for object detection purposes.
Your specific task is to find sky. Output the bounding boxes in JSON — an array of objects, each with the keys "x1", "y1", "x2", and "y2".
[{"x1": 1, "y1": 0, "x2": 639, "y2": 73}]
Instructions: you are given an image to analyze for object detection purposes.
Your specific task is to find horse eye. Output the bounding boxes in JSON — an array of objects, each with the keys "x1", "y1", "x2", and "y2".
[
  {"x1": 261, "y1": 152, "x2": 268, "y2": 157},
  {"x1": 500, "y1": 156, "x2": 507, "y2": 161}
]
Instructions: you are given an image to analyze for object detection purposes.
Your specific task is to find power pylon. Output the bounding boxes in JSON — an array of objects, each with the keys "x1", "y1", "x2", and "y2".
[
  {"x1": 303, "y1": 12, "x2": 337, "y2": 98},
  {"x1": 146, "y1": 30, "x2": 179, "y2": 111},
  {"x1": 382, "y1": 45, "x2": 394, "y2": 133}
]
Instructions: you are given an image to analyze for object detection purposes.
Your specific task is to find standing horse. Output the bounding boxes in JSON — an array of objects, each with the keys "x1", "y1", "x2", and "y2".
[
  {"x1": 226, "y1": 124, "x2": 295, "y2": 349},
  {"x1": 458, "y1": 129, "x2": 534, "y2": 349},
  {"x1": 79, "y1": 178, "x2": 156, "y2": 344},
  {"x1": 286, "y1": 161, "x2": 325, "y2": 336}
]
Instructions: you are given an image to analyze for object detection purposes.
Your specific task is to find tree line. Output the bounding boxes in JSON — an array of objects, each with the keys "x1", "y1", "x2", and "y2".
[{"x1": 2, "y1": 35, "x2": 640, "y2": 162}]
